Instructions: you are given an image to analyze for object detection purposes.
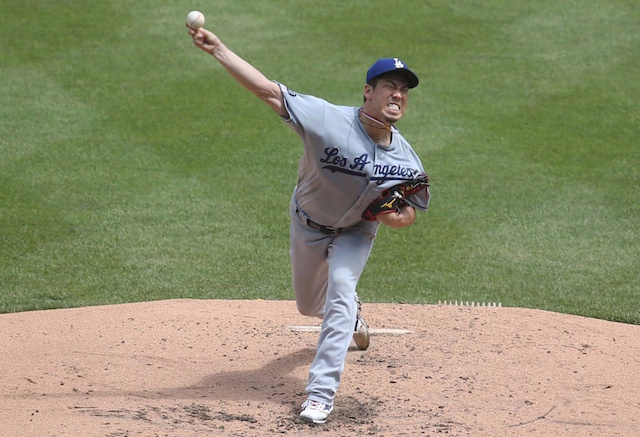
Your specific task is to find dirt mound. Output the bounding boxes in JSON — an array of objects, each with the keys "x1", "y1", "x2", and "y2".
[{"x1": 1, "y1": 299, "x2": 639, "y2": 436}]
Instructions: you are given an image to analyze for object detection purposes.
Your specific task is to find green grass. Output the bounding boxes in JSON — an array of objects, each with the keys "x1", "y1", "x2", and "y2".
[{"x1": 1, "y1": 0, "x2": 638, "y2": 323}]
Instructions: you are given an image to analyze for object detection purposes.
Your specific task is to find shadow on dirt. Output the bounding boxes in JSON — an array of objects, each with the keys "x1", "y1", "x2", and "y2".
[{"x1": 187, "y1": 346, "x2": 315, "y2": 402}]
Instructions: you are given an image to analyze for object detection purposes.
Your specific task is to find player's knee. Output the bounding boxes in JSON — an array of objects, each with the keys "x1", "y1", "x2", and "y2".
[
  {"x1": 296, "y1": 300, "x2": 322, "y2": 318},
  {"x1": 296, "y1": 301, "x2": 315, "y2": 317}
]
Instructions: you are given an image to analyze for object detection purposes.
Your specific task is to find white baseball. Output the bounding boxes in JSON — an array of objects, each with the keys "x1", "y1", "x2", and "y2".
[{"x1": 186, "y1": 11, "x2": 205, "y2": 30}]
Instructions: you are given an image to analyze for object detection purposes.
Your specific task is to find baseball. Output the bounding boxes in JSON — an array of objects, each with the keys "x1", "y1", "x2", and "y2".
[{"x1": 186, "y1": 11, "x2": 205, "y2": 30}]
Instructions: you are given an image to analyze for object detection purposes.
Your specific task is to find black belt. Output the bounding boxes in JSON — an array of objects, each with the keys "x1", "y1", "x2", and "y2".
[{"x1": 296, "y1": 208, "x2": 341, "y2": 235}]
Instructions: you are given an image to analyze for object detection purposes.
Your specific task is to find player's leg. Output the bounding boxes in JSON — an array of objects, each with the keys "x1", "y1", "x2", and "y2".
[
  {"x1": 289, "y1": 200, "x2": 337, "y2": 423},
  {"x1": 289, "y1": 201, "x2": 332, "y2": 318},
  {"x1": 304, "y1": 224, "x2": 377, "y2": 406}
]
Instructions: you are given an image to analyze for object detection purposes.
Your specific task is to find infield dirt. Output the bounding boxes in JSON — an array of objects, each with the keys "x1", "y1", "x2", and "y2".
[{"x1": 2, "y1": 299, "x2": 639, "y2": 436}]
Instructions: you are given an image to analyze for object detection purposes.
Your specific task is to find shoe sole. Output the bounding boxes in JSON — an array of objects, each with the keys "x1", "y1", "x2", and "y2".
[
  {"x1": 353, "y1": 318, "x2": 370, "y2": 350},
  {"x1": 299, "y1": 414, "x2": 328, "y2": 424},
  {"x1": 353, "y1": 333, "x2": 370, "y2": 350}
]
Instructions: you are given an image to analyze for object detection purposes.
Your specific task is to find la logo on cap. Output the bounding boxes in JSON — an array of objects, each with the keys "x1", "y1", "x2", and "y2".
[{"x1": 366, "y1": 57, "x2": 419, "y2": 88}]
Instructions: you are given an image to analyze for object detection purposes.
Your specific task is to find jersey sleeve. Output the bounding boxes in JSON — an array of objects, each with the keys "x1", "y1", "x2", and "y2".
[{"x1": 275, "y1": 82, "x2": 327, "y2": 140}]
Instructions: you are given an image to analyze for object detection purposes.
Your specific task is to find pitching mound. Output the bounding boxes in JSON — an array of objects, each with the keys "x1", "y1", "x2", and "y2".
[{"x1": 2, "y1": 299, "x2": 639, "y2": 436}]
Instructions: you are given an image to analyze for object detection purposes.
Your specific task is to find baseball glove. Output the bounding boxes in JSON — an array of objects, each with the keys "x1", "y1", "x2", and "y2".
[{"x1": 361, "y1": 174, "x2": 430, "y2": 221}]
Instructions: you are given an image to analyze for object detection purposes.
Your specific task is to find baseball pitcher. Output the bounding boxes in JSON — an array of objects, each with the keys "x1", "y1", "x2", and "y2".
[{"x1": 187, "y1": 25, "x2": 430, "y2": 424}]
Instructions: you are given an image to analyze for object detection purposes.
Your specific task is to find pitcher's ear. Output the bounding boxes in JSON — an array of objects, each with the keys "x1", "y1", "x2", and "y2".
[{"x1": 363, "y1": 84, "x2": 373, "y2": 101}]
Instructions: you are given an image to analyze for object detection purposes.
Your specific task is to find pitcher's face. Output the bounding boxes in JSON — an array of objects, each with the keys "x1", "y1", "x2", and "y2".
[{"x1": 363, "y1": 73, "x2": 410, "y2": 124}]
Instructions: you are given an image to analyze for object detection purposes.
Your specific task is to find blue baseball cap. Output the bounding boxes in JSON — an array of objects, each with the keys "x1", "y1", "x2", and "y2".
[{"x1": 366, "y1": 58, "x2": 419, "y2": 88}]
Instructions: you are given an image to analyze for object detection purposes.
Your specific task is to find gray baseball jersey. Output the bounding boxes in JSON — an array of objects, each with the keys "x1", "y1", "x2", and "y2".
[{"x1": 278, "y1": 83, "x2": 430, "y2": 229}]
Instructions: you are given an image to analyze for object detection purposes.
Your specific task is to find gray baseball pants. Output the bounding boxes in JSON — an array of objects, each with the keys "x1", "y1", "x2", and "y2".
[{"x1": 289, "y1": 197, "x2": 378, "y2": 405}]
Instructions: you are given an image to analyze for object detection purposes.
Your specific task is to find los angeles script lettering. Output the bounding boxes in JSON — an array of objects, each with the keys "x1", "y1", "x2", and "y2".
[
  {"x1": 320, "y1": 147, "x2": 370, "y2": 171},
  {"x1": 320, "y1": 147, "x2": 416, "y2": 181}
]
